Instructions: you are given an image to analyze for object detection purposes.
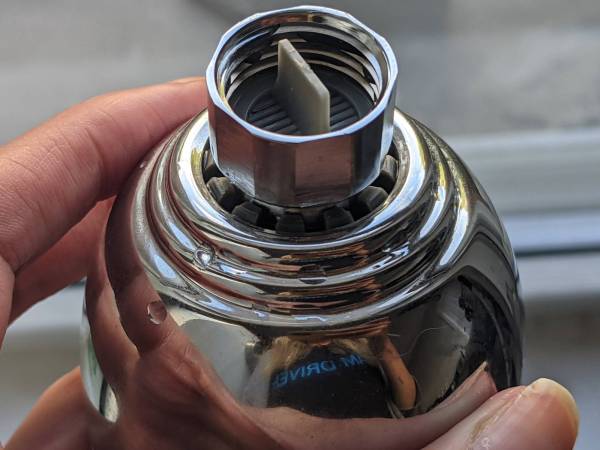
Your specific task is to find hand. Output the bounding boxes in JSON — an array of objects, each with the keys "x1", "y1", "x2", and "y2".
[{"x1": 1, "y1": 79, "x2": 579, "y2": 450}]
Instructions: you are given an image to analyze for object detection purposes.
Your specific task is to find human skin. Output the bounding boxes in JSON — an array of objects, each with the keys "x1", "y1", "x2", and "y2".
[{"x1": 0, "y1": 78, "x2": 579, "y2": 450}]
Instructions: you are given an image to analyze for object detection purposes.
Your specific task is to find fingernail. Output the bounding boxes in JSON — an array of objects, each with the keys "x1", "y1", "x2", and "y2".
[
  {"x1": 470, "y1": 378, "x2": 579, "y2": 450},
  {"x1": 522, "y1": 379, "x2": 579, "y2": 435},
  {"x1": 423, "y1": 386, "x2": 524, "y2": 448},
  {"x1": 168, "y1": 76, "x2": 203, "y2": 85}
]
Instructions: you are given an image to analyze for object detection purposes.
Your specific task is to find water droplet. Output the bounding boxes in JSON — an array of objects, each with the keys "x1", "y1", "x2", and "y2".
[
  {"x1": 147, "y1": 301, "x2": 167, "y2": 325},
  {"x1": 194, "y1": 245, "x2": 215, "y2": 268},
  {"x1": 298, "y1": 264, "x2": 327, "y2": 285}
]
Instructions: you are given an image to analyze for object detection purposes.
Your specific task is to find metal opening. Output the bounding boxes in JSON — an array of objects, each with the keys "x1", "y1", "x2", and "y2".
[{"x1": 208, "y1": 6, "x2": 396, "y2": 135}]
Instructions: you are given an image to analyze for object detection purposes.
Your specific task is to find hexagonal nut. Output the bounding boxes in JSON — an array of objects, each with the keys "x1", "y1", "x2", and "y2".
[{"x1": 206, "y1": 6, "x2": 398, "y2": 208}]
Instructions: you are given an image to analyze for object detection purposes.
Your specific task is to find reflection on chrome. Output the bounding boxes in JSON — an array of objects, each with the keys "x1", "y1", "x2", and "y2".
[{"x1": 81, "y1": 5, "x2": 522, "y2": 425}]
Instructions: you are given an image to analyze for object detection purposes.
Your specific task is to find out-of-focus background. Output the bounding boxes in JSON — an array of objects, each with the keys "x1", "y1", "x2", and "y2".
[{"x1": 1, "y1": 0, "x2": 599, "y2": 447}]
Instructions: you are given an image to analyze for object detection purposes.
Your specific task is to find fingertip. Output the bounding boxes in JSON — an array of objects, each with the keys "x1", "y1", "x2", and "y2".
[
  {"x1": 476, "y1": 378, "x2": 579, "y2": 450},
  {"x1": 522, "y1": 378, "x2": 579, "y2": 440},
  {"x1": 429, "y1": 379, "x2": 579, "y2": 450},
  {"x1": 436, "y1": 361, "x2": 497, "y2": 410}
]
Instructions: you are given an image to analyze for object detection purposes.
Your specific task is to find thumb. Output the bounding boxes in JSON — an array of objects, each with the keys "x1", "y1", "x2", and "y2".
[
  {"x1": 6, "y1": 368, "x2": 99, "y2": 450},
  {"x1": 425, "y1": 378, "x2": 579, "y2": 450}
]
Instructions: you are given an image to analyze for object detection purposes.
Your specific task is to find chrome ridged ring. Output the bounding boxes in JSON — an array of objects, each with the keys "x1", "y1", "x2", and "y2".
[{"x1": 131, "y1": 109, "x2": 498, "y2": 331}]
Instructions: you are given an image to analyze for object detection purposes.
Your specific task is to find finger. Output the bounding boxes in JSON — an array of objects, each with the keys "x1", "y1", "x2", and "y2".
[
  {"x1": 436, "y1": 361, "x2": 494, "y2": 409},
  {"x1": 10, "y1": 199, "x2": 113, "y2": 322},
  {"x1": 85, "y1": 230, "x2": 138, "y2": 391},
  {"x1": 113, "y1": 268, "x2": 179, "y2": 355},
  {"x1": 0, "y1": 77, "x2": 205, "y2": 274},
  {"x1": 111, "y1": 296, "x2": 281, "y2": 449},
  {"x1": 5, "y1": 368, "x2": 101, "y2": 450},
  {"x1": 0, "y1": 258, "x2": 12, "y2": 347},
  {"x1": 252, "y1": 366, "x2": 498, "y2": 450},
  {"x1": 99, "y1": 172, "x2": 184, "y2": 355},
  {"x1": 425, "y1": 378, "x2": 579, "y2": 450},
  {"x1": 102, "y1": 228, "x2": 279, "y2": 448}
]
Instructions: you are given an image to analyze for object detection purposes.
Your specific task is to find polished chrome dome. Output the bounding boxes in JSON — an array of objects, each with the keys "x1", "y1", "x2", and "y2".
[{"x1": 81, "y1": 5, "x2": 522, "y2": 422}]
